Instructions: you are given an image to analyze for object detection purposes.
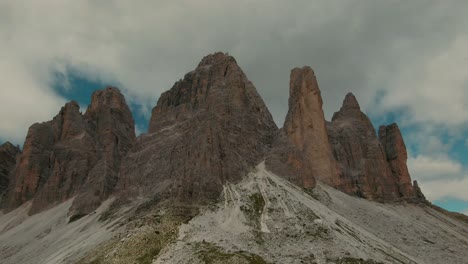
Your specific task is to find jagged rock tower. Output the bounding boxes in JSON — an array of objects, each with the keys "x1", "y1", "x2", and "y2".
[
  {"x1": 328, "y1": 93, "x2": 424, "y2": 202},
  {"x1": 281, "y1": 67, "x2": 339, "y2": 186},
  {"x1": 5, "y1": 87, "x2": 135, "y2": 217}
]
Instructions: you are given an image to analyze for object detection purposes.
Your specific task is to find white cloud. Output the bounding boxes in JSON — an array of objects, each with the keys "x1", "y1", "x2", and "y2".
[
  {"x1": 408, "y1": 155, "x2": 463, "y2": 181},
  {"x1": 2, "y1": 1, "x2": 468, "y2": 144},
  {"x1": 380, "y1": 35, "x2": 468, "y2": 127},
  {"x1": 417, "y1": 177, "x2": 468, "y2": 202},
  {"x1": 409, "y1": 154, "x2": 468, "y2": 202}
]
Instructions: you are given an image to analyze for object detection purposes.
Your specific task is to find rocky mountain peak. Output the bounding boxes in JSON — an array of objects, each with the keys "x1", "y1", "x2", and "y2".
[
  {"x1": 86, "y1": 87, "x2": 129, "y2": 112},
  {"x1": 0, "y1": 141, "x2": 19, "y2": 154},
  {"x1": 120, "y1": 52, "x2": 277, "y2": 204},
  {"x1": 5, "y1": 86, "x2": 136, "y2": 216},
  {"x1": 342, "y1": 92, "x2": 360, "y2": 110},
  {"x1": 197, "y1": 52, "x2": 236, "y2": 67},
  {"x1": 328, "y1": 93, "x2": 424, "y2": 202},
  {"x1": 63, "y1": 100, "x2": 80, "y2": 112},
  {"x1": 379, "y1": 123, "x2": 421, "y2": 200}
]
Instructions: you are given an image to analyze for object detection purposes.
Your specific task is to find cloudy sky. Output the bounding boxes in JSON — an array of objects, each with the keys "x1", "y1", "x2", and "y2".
[{"x1": 0, "y1": 1, "x2": 467, "y2": 214}]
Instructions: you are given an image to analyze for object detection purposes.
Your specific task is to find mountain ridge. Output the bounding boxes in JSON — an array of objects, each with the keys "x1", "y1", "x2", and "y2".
[{"x1": 0, "y1": 52, "x2": 465, "y2": 264}]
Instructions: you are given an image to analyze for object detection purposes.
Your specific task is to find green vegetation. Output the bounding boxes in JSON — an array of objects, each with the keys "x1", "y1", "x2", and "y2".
[
  {"x1": 78, "y1": 209, "x2": 188, "y2": 264},
  {"x1": 195, "y1": 241, "x2": 269, "y2": 264},
  {"x1": 240, "y1": 193, "x2": 266, "y2": 244}
]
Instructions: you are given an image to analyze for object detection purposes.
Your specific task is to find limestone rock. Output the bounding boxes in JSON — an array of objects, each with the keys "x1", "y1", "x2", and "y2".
[
  {"x1": 0, "y1": 142, "x2": 20, "y2": 201},
  {"x1": 283, "y1": 67, "x2": 338, "y2": 186},
  {"x1": 6, "y1": 87, "x2": 135, "y2": 216},
  {"x1": 69, "y1": 87, "x2": 136, "y2": 218},
  {"x1": 328, "y1": 93, "x2": 426, "y2": 202},
  {"x1": 265, "y1": 129, "x2": 315, "y2": 188},
  {"x1": 378, "y1": 123, "x2": 415, "y2": 199},
  {"x1": 118, "y1": 52, "x2": 277, "y2": 203},
  {"x1": 328, "y1": 93, "x2": 400, "y2": 201}
]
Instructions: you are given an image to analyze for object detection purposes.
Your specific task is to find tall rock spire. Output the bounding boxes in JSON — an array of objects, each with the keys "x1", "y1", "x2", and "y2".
[
  {"x1": 282, "y1": 66, "x2": 338, "y2": 186},
  {"x1": 379, "y1": 123, "x2": 424, "y2": 201}
]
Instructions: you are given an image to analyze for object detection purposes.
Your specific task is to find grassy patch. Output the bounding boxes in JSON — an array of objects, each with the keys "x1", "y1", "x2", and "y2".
[
  {"x1": 195, "y1": 241, "x2": 269, "y2": 264},
  {"x1": 79, "y1": 209, "x2": 188, "y2": 264},
  {"x1": 240, "y1": 193, "x2": 266, "y2": 244}
]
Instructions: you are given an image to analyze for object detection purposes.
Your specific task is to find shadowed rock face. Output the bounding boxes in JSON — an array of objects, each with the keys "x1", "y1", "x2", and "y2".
[
  {"x1": 2, "y1": 53, "x2": 428, "y2": 217},
  {"x1": 118, "y1": 52, "x2": 277, "y2": 203},
  {"x1": 281, "y1": 67, "x2": 337, "y2": 187},
  {"x1": 378, "y1": 123, "x2": 415, "y2": 199},
  {"x1": 327, "y1": 93, "x2": 423, "y2": 202},
  {"x1": 0, "y1": 142, "x2": 20, "y2": 201},
  {"x1": 265, "y1": 129, "x2": 315, "y2": 188},
  {"x1": 6, "y1": 87, "x2": 135, "y2": 216},
  {"x1": 69, "y1": 87, "x2": 136, "y2": 218},
  {"x1": 328, "y1": 93, "x2": 400, "y2": 200}
]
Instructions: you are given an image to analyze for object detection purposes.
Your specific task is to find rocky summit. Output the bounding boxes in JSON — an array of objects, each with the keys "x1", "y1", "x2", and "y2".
[
  {"x1": 281, "y1": 66, "x2": 338, "y2": 187},
  {"x1": 327, "y1": 93, "x2": 425, "y2": 202},
  {"x1": 0, "y1": 53, "x2": 465, "y2": 264},
  {"x1": 4, "y1": 87, "x2": 135, "y2": 218},
  {"x1": 118, "y1": 52, "x2": 277, "y2": 206}
]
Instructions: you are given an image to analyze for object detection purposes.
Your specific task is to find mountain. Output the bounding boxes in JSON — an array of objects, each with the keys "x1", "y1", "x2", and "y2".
[
  {"x1": 327, "y1": 93, "x2": 425, "y2": 203},
  {"x1": 0, "y1": 53, "x2": 466, "y2": 264},
  {"x1": 117, "y1": 52, "x2": 277, "y2": 208},
  {"x1": 4, "y1": 88, "x2": 135, "y2": 218}
]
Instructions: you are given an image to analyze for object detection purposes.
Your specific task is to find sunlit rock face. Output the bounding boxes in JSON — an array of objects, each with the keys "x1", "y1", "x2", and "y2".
[{"x1": 281, "y1": 67, "x2": 338, "y2": 187}]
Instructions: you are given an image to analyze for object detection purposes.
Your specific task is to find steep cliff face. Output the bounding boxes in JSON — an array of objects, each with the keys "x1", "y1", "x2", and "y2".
[
  {"x1": 327, "y1": 93, "x2": 400, "y2": 201},
  {"x1": 282, "y1": 67, "x2": 338, "y2": 186},
  {"x1": 118, "y1": 52, "x2": 277, "y2": 203},
  {"x1": 378, "y1": 123, "x2": 416, "y2": 199},
  {"x1": 0, "y1": 142, "x2": 20, "y2": 201},
  {"x1": 327, "y1": 93, "x2": 424, "y2": 202},
  {"x1": 6, "y1": 87, "x2": 135, "y2": 216},
  {"x1": 8, "y1": 101, "x2": 92, "y2": 212},
  {"x1": 69, "y1": 87, "x2": 136, "y2": 218},
  {"x1": 265, "y1": 129, "x2": 315, "y2": 188}
]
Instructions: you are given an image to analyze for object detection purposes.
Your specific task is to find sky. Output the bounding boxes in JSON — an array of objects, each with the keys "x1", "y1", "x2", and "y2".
[{"x1": 0, "y1": 1, "x2": 467, "y2": 214}]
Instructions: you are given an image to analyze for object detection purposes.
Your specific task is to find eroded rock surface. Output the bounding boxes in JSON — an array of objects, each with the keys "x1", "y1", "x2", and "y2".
[
  {"x1": 265, "y1": 129, "x2": 315, "y2": 188},
  {"x1": 6, "y1": 87, "x2": 135, "y2": 216},
  {"x1": 328, "y1": 93, "x2": 423, "y2": 202},
  {"x1": 327, "y1": 93, "x2": 393, "y2": 200},
  {"x1": 0, "y1": 142, "x2": 20, "y2": 201},
  {"x1": 118, "y1": 52, "x2": 277, "y2": 204},
  {"x1": 282, "y1": 67, "x2": 337, "y2": 186},
  {"x1": 379, "y1": 123, "x2": 418, "y2": 200}
]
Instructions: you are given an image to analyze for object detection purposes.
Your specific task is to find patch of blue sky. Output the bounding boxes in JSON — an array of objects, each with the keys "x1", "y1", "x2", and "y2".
[{"x1": 433, "y1": 198, "x2": 468, "y2": 214}]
